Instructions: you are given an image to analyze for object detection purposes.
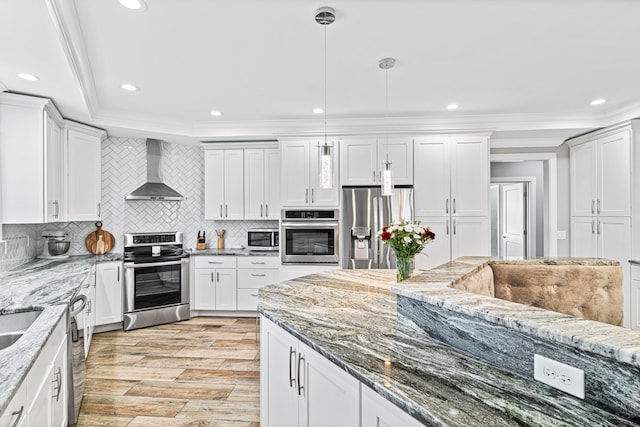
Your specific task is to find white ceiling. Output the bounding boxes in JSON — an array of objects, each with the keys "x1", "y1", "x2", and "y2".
[{"x1": 2, "y1": 0, "x2": 640, "y2": 146}]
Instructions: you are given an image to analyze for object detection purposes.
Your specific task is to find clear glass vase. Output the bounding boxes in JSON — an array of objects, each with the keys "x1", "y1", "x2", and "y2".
[{"x1": 396, "y1": 255, "x2": 415, "y2": 282}]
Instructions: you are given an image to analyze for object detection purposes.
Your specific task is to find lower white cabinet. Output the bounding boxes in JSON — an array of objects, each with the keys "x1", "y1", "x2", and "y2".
[
  {"x1": 237, "y1": 257, "x2": 280, "y2": 311},
  {"x1": 361, "y1": 384, "x2": 424, "y2": 427},
  {"x1": 95, "y1": 261, "x2": 123, "y2": 326},
  {"x1": 0, "y1": 312, "x2": 67, "y2": 427},
  {"x1": 629, "y1": 264, "x2": 640, "y2": 330},
  {"x1": 194, "y1": 256, "x2": 238, "y2": 310},
  {"x1": 75, "y1": 266, "x2": 96, "y2": 358},
  {"x1": 260, "y1": 316, "x2": 360, "y2": 427}
]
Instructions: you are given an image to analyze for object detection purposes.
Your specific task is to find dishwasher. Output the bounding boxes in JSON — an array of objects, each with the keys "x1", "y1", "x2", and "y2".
[{"x1": 67, "y1": 293, "x2": 87, "y2": 425}]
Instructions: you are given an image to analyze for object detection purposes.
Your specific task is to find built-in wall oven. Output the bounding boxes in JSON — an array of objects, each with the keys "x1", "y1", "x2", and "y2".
[
  {"x1": 123, "y1": 232, "x2": 190, "y2": 331},
  {"x1": 281, "y1": 209, "x2": 340, "y2": 264}
]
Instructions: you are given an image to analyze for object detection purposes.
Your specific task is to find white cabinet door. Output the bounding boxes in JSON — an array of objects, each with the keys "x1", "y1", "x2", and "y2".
[
  {"x1": 245, "y1": 149, "x2": 266, "y2": 219},
  {"x1": 361, "y1": 384, "x2": 423, "y2": 427},
  {"x1": 570, "y1": 141, "x2": 597, "y2": 217},
  {"x1": 215, "y1": 269, "x2": 237, "y2": 310},
  {"x1": 341, "y1": 139, "x2": 377, "y2": 186},
  {"x1": 204, "y1": 150, "x2": 225, "y2": 219},
  {"x1": 451, "y1": 216, "x2": 490, "y2": 259},
  {"x1": 95, "y1": 261, "x2": 123, "y2": 326},
  {"x1": 570, "y1": 217, "x2": 598, "y2": 257},
  {"x1": 631, "y1": 265, "x2": 640, "y2": 330},
  {"x1": 194, "y1": 269, "x2": 216, "y2": 310},
  {"x1": 224, "y1": 149, "x2": 245, "y2": 219},
  {"x1": 65, "y1": 124, "x2": 104, "y2": 221},
  {"x1": 379, "y1": 138, "x2": 413, "y2": 186},
  {"x1": 299, "y1": 341, "x2": 360, "y2": 427},
  {"x1": 50, "y1": 337, "x2": 68, "y2": 427},
  {"x1": 597, "y1": 132, "x2": 630, "y2": 217},
  {"x1": 0, "y1": 379, "x2": 26, "y2": 427},
  {"x1": 261, "y1": 317, "x2": 300, "y2": 427},
  {"x1": 414, "y1": 138, "x2": 449, "y2": 217},
  {"x1": 308, "y1": 142, "x2": 339, "y2": 207},
  {"x1": 451, "y1": 137, "x2": 488, "y2": 217},
  {"x1": 265, "y1": 148, "x2": 281, "y2": 219},
  {"x1": 281, "y1": 141, "x2": 311, "y2": 207},
  {"x1": 415, "y1": 216, "x2": 450, "y2": 270}
]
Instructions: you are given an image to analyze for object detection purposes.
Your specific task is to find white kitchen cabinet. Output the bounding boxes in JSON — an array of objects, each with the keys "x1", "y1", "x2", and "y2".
[
  {"x1": 0, "y1": 379, "x2": 26, "y2": 427},
  {"x1": 193, "y1": 256, "x2": 237, "y2": 310},
  {"x1": 341, "y1": 138, "x2": 413, "y2": 186},
  {"x1": 95, "y1": 261, "x2": 123, "y2": 326},
  {"x1": 245, "y1": 148, "x2": 281, "y2": 219},
  {"x1": 204, "y1": 149, "x2": 244, "y2": 220},
  {"x1": 280, "y1": 140, "x2": 339, "y2": 207},
  {"x1": 260, "y1": 316, "x2": 360, "y2": 427},
  {"x1": 76, "y1": 266, "x2": 96, "y2": 358},
  {"x1": 414, "y1": 135, "x2": 490, "y2": 268},
  {"x1": 630, "y1": 264, "x2": 640, "y2": 330},
  {"x1": 64, "y1": 120, "x2": 106, "y2": 221},
  {"x1": 361, "y1": 384, "x2": 423, "y2": 427},
  {"x1": 237, "y1": 256, "x2": 280, "y2": 311}
]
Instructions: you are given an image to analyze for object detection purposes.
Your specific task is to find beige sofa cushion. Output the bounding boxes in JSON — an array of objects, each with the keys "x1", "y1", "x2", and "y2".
[{"x1": 490, "y1": 264, "x2": 623, "y2": 326}]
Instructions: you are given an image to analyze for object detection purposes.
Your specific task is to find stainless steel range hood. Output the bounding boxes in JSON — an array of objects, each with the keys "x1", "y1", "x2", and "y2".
[{"x1": 125, "y1": 139, "x2": 184, "y2": 201}]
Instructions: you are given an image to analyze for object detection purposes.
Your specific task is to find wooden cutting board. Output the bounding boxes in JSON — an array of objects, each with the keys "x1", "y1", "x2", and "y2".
[{"x1": 85, "y1": 221, "x2": 115, "y2": 255}]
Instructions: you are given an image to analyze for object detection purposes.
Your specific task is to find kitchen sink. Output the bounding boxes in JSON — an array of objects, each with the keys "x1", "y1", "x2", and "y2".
[{"x1": 0, "y1": 310, "x2": 42, "y2": 350}]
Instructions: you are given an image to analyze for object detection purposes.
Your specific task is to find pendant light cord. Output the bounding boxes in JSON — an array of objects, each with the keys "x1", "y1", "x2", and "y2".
[{"x1": 324, "y1": 24, "x2": 328, "y2": 146}]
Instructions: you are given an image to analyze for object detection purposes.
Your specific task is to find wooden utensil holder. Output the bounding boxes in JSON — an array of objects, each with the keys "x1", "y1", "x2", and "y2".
[{"x1": 217, "y1": 237, "x2": 224, "y2": 249}]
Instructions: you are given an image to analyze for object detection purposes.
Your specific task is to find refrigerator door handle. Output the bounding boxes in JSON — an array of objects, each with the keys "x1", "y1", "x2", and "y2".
[{"x1": 372, "y1": 196, "x2": 379, "y2": 267}]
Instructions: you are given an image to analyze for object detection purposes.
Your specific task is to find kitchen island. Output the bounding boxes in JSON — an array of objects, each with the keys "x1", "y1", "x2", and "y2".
[{"x1": 258, "y1": 260, "x2": 639, "y2": 426}]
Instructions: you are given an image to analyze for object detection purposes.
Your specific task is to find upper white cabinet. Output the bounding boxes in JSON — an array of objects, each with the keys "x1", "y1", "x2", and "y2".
[
  {"x1": 204, "y1": 149, "x2": 244, "y2": 220},
  {"x1": 340, "y1": 138, "x2": 413, "y2": 186},
  {"x1": 0, "y1": 93, "x2": 105, "y2": 224},
  {"x1": 414, "y1": 135, "x2": 490, "y2": 269},
  {"x1": 280, "y1": 140, "x2": 339, "y2": 207},
  {"x1": 244, "y1": 148, "x2": 281, "y2": 219},
  {"x1": 64, "y1": 120, "x2": 105, "y2": 222}
]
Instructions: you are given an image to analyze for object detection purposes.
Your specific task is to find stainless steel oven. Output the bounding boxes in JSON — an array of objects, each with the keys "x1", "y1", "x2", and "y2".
[
  {"x1": 123, "y1": 232, "x2": 190, "y2": 331},
  {"x1": 281, "y1": 209, "x2": 340, "y2": 264}
]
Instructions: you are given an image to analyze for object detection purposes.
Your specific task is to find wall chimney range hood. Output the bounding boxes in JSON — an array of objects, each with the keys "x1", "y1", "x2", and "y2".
[{"x1": 125, "y1": 139, "x2": 184, "y2": 201}]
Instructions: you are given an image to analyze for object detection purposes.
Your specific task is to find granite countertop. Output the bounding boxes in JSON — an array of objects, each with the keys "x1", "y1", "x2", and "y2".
[
  {"x1": 0, "y1": 253, "x2": 122, "y2": 415},
  {"x1": 258, "y1": 267, "x2": 635, "y2": 426},
  {"x1": 187, "y1": 248, "x2": 279, "y2": 257}
]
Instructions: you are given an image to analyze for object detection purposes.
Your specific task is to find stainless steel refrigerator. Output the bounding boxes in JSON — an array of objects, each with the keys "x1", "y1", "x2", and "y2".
[{"x1": 342, "y1": 187, "x2": 414, "y2": 269}]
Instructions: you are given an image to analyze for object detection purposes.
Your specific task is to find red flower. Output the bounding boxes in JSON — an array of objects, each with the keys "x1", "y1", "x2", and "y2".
[
  {"x1": 382, "y1": 226, "x2": 389, "y2": 232},
  {"x1": 380, "y1": 231, "x2": 392, "y2": 241},
  {"x1": 423, "y1": 229, "x2": 435, "y2": 240}
]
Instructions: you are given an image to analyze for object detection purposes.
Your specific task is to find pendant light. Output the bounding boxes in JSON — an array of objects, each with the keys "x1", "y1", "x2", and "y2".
[
  {"x1": 316, "y1": 6, "x2": 335, "y2": 189},
  {"x1": 379, "y1": 57, "x2": 395, "y2": 196}
]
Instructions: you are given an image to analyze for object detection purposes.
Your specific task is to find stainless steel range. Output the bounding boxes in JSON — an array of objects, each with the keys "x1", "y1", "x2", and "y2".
[{"x1": 123, "y1": 231, "x2": 190, "y2": 331}]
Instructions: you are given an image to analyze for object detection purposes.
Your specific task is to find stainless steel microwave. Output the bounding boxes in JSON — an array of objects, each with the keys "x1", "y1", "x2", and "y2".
[{"x1": 247, "y1": 228, "x2": 279, "y2": 251}]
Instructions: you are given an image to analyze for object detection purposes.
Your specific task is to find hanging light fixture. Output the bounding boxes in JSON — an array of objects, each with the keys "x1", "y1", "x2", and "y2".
[
  {"x1": 316, "y1": 6, "x2": 336, "y2": 189},
  {"x1": 379, "y1": 57, "x2": 395, "y2": 196}
]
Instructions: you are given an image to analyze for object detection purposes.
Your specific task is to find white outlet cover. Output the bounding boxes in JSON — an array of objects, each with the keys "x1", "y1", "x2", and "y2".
[
  {"x1": 557, "y1": 230, "x2": 567, "y2": 239},
  {"x1": 534, "y1": 354, "x2": 585, "y2": 399}
]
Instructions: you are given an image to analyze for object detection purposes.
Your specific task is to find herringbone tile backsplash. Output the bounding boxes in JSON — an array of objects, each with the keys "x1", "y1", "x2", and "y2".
[{"x1": 0, "y1": 137, "x2": 277, "y2": 271}]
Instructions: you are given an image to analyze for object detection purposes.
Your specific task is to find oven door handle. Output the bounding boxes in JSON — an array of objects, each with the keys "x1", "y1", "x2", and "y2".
[
  {"x1": 281, "y1": 222, "x2": 339, "y2": 228},
  {"x1": 124, "y1": 259, "x2": 189, "y2": 269}
]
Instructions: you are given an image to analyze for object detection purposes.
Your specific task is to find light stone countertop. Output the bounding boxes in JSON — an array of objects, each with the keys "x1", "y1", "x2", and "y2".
[
  {"x1": 0, "y1": 254, "x2": 122, "y2": 415},
  {"x1": 258, "y1": 264, "x2": 636, "y2": 426}
]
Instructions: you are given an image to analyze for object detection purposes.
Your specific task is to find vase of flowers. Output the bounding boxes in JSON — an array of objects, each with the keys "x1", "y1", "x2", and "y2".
[{"x1": 377, "y1": 220, "x2": 435, "y2": 282}]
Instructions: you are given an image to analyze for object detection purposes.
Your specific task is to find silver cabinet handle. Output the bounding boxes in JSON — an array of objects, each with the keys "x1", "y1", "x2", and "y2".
[
  {"x1": 117, "y1": 266, "x2": 120, "y2": 282},
  {"x1": 86, "y1": 299, "x2": 92, "y2": 314},
  {"x1": 225, "y1": 205, "x2": 228, "y2": 217},
  {"x1": 97, "y1": 202, "x2": 101, "y2": 218},
  {"x1": 311, "y1": 188, "x2": 315, "y2": 204},
  {"x1": 297, "y1": 352, "x2": 305, "y2": 396},
  {"x1": 446, "y1": 198, "x2": 449, "y2": 214},
  {"x1": 251, "y1": 293, "x2": 258, "y2": 297},
  {"x1": 305, "y1": 189, "x2": 309, "y2": 204},
  {"x1": 10, "y1": 406, "x2": 24, "y2": 427},
  {"x1": 208, "y1": 261, "x2": 223, "y2": 264},
  {"x1": 52, "y1": 368, "x2": 62, "y2": 401},
  {"x1": 597, "y1": 220, "x2": 601, "y2": 235},
  {"x1": 216, "y1": 271, "x2": 220, "y2": 282},
  {"x1": 265, "y1": 204, "x2": 269, "y2": 217},
  {"x1": 211, "y1": 272, "x2": 214, "y2": 282},
  {"x1": 453, "y1": 219, "x2": 457, "y2": 235},
  {"x1": 453, "y1": 198, "x2": 456, "y2": 214},
  {"x1": 379, "y1": 170, "x2": 382, "y2": 183},
  {"x1": 597, "y1": 199, "x2": 601, "y2": 214},
  {"x1": 220, "y1": 204, "x2": 223, "y2": 217},
  {"x1": 591, "y1": 200, "x2": 595, "y2": 214},
  {"x1": 251, "y1": 273, "x2": 266, "y2": 277},
  {"x1": 52, "y1": 200, "x2": 59, "y2": 218},
  {"x1": 289, "y1": 347, "x2": 296, "y2": 387},
  {"x1": 372, "y1": 170, "x2": 376, "y2": 182},
  {"x1": 251, "y1": 261, "x2": 266, "y2": 265},
  {"x1": 592, "y1": 220, "x2": 595, "y2": 234},
  {"x1": 446, "y1": 219, "x2": 450, "y2": 235},
  {"x1": 260, "y1": 204, "x2": 263, "y2": 217}
]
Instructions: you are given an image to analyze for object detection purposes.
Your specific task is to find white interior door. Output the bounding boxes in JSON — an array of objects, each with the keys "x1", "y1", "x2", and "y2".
[{"x1": 501, "y1": 183, "x2": 525, "y2": 259}]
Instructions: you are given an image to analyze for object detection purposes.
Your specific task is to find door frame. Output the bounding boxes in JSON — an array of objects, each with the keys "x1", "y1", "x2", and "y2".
[
  {"x1": 490, "y1": 153, "x2": 558, "y2": 257},
  {"x1": 491, "y1": 178, "x2": 535, "y2": 259}
]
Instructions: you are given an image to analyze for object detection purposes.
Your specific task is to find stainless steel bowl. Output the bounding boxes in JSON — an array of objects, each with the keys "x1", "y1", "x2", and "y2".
[{"x1": 48, "y1": 240, "x2": 70, "y2": 256}]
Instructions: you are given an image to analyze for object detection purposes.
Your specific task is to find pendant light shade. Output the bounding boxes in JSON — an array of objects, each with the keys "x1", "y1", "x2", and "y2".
[
  {"x1": 316, "y1": 6, "x2": 335, "y2": 190},
  {"x1": 379, "y1": 57, "x2": 395, "y2": 197}
]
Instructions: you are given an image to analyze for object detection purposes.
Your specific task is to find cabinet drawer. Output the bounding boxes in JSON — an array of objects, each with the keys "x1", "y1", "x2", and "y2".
[
  {"x1": 194, "y1": 256, "x2": 237, "y2": 269},
  {"x1": 237, "y1": 288, "x2": 260, "y2": 311},
  {"x1": 238, "y1": 269, "x2": 279, "y2": 289},
  {"x1": 237, "y1": 256, "x2": 279, "y2": 269}
]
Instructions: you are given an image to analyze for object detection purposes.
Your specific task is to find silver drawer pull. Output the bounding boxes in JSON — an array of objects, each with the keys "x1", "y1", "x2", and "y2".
[
  {"x1": 251, "y1": 273, "x2": 266, "y2": 277},
  {"x1": 208, "y1": 261, "x2": 223, "y2": 264},
  {"x1": 251, "y1": 293, "x2": 259, "y2": 297},
  {"x1": 251, "y1": 261, "x2": 266, "y2": 265}
]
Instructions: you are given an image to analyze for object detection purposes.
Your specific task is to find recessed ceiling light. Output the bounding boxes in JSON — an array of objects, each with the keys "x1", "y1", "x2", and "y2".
[
  {"x1": 118, "y1": 0, "x2": 147, "y2": 11},
  {"x1": 121, "y1": 83, "x2": 139, "y2": 91},
  {"x1": 18, "y1": 73, "x2": 39, "y2": 81},
  {"x1": 447, "y1": 103, "x2": 459, "y2": 110},
  {"x1": 210, "y1": 110, "x2": 222, "y2": 117},
  {"x1": 313, "y1": 108, "x2": 323, "y2": 114},
  {"x1": 590, "y1": 98, "x2": 606, "y2": 106}
]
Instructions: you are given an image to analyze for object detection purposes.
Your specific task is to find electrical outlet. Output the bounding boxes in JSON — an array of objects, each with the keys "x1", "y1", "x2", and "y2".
[
  {"x1": 534, "y1": 354, "x2": 585, "y2": 399},
  {"x1": 557, "y1": 230, "x2": 567, "y2": 239}
]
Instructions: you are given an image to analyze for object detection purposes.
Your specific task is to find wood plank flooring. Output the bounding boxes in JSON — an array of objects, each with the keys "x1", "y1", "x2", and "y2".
[{"x1": 75, "y1": 317, "x2": 260, "y2": 427}]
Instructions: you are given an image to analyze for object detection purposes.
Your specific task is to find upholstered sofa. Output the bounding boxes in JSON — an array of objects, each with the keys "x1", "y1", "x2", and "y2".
[{"x1": 450, "y1": 261, "x2": 623, "y2": 326}]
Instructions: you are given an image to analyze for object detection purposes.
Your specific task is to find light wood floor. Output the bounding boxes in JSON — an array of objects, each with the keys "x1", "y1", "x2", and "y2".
[{"x1": 75, "y1": 317, "x2": 260, "y2": 427}]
